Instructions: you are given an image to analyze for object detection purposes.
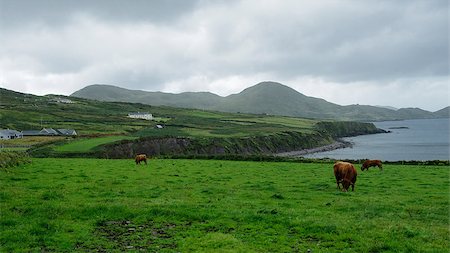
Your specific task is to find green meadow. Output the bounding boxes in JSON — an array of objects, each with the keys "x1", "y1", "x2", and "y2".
[
  {"x1": 54, "y1": 136, "x2": 139, "y2": 153},
  {"x1": 1, "y1": 158, "x2": 448, "y2": 252}
]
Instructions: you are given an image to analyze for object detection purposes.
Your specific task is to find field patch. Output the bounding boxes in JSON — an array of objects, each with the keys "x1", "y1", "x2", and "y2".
[
  {"x1": 230, "y1": 116, "x2": 317, "y2": 130},
  {"x1": 0, "y1": 158, "x2": 448, "y2": 252},
  {"x1": 54, "y1": 136, "x2": 138, "y2": 152}
]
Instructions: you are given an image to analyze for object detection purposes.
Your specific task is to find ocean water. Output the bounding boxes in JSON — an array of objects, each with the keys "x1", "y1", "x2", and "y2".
[{"x1": 304, "y1": 118, "x2": 450, "y2": 161}]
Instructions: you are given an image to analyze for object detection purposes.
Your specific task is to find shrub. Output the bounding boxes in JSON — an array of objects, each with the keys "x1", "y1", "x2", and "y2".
[{"x1": 0, "y1": 151, "x2": 31, "y2": 169}]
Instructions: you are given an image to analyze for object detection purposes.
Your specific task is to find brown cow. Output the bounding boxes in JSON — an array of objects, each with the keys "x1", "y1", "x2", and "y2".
[
  {"x1": 361, "y1": 159, "x2": 382, "y2": 171},
  {"x1": 334, "y1": 161, "x2": 345, "y2": 190},
  {"x1": 135, "y1": 154, "x2": 147, "y2": 165},
  {"x1": 333, "y1": 161, "x2": 357, "y2": 191}
]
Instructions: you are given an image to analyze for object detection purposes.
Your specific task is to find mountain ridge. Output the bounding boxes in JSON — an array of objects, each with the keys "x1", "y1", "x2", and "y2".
[{"x1": 71, "y1": 82, "x2": 449, "y2": 121}]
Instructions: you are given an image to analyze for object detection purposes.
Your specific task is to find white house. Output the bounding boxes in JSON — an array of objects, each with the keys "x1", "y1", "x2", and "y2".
[
  {"x1": 52, "y1": 97, "x2": 75, "y2": 104},
  {"x1": 128, "y1": 112, "x2": 153, "y2": 120},
  {"x1": 0, "y1": 129, "x2": 23, "y2": 140}
]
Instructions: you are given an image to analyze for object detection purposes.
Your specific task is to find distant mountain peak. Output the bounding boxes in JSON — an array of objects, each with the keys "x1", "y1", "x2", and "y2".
[
  {"x1": 248, "y1": 81, "x2": 295, "y2": 90},
  {"x1": 238, "y1": 81, "x2": 303, "y2": 96},
  {"x1": 254, "y1": 81, "x2": 285, "y2": 86}
]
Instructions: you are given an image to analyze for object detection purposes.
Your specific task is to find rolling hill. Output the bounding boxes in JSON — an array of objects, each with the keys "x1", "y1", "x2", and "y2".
[
  {"x1": 71, "y1": 82, "x2": 447, "y2": 121},
  {"x1": 210, "y1": 82, "x2": 340, "y2": 119},
  {"x1": 71, "y1": 84, "x2": 224, "y2": 110},
  {"x1": 433, "y1": 106, "x2": 450, "y2": 118},
  {"x1": 1, "y1": 87, "x2": 386, "y2": 157}
]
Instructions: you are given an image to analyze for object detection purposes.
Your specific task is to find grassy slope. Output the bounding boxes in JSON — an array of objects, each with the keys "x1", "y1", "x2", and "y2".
[
  {"x1": 1, "y1": 88, "x2": 317, "y2": 137},
  {"x1": 38, "y1": 114, "x2": 318, "y2": 154},
  {"x1": 1, "y1": 86, "x2": 314, "y2": 137},
  {"x1": 0, "y1": 89, "x2": 154, "y2": 135},
  {"x1": 1, "y1": 158, "x2": 448, "y2": 252},
  {"x1": 2, "y1": 88, "x2": 322, "y2": 153},
  {"x1": 53, "y1": 136, "x2": 139, "y2": 152}
]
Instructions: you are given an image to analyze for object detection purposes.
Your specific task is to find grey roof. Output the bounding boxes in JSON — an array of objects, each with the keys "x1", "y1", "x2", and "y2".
[
  {"x1": 22, "y1": 128, "x2": 77, "y2": 136},
  {"x1": 41, "y1": 128, "x2": 58, "y2": 135},
  {"x1": 57, "y1": 129, "x2": 77, "y2": 135},
  {"x1": 22, "y1": 130, "x2": 43, "y2": 136}
]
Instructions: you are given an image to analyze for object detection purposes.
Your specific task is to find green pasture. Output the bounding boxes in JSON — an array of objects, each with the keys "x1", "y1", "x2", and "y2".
[
  {"x1": 1, "y1": 158, "x2": 448, "y2": 252},
  {"x1": 227, "y1": 116, "x2": 316, "y2": 131},
  {"x1": 54, "y1": 136, "x2": 138, "y2": 152},
  {"x1": 133, "y1": 114, "x2": 318, "y2": 139}
]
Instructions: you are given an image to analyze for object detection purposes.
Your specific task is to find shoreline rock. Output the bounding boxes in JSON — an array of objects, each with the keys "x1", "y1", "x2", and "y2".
[{"x1": 275, "y1": 140, "x2": 353, "y2": 157}]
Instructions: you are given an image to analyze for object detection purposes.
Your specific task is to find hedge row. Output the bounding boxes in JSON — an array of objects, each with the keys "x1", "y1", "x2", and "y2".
[
  {"x1": 0, "y1": 151, "x2": 31, "y2": 169},
  {"x1": 159, "y1": 154, "x2": 449, "y2": 166}
]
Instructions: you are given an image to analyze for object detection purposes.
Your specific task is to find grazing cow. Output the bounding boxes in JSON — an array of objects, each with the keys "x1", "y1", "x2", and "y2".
[
  {"x1": 333, "y1": 161, "x2": 345, "y2": 190},
  {"x1": 333, "y1": 161, "x2": 357, "y2": 192},
  {"x1": 361, "y1": 159, "x2": 383, "y2": 171},
  {"x1": 135, "y1": 154, "x2": 147, "y2": 165}
]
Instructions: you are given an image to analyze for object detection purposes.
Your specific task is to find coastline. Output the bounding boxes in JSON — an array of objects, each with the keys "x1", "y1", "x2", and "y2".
[{"x1": 275, "y1": 140, "x2": 353, "y2": 157}]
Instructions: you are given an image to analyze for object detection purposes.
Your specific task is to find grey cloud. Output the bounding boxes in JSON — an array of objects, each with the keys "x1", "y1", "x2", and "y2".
[
  {"x1": 2, "y1": 0, "x2": 446, "y2": 82},
  {"x1": 0, "y1": 0, "x2": 201, "y2": 29},
  {"x1": 159, "y1": 0, "x2": 447, "y2": 84},
  {"x1": 86, "y1": 66, "x2": 170, "y2": 91},
  {"x1": 233, "y1": 0, "x2": 448, "y2": 82},
  {"x1": 0, "y1": 0, "x2": 447, "y2": 110}
]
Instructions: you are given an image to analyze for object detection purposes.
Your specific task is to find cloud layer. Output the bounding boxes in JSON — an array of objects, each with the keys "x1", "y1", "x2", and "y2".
[{"x1": 0, "y1": 0, "x2": 448, "y2": 111}]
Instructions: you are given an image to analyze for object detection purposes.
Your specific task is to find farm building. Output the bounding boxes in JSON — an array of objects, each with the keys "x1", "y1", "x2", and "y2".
[
  {"x1": 57, "y1": 129, "x2": 77, "y2": 136},
  {"x1": 21, "y1": 130, "x2": 42, "y2": 136},
  {"x1": 128, "y1": 112, "x2": 153, "y2": 120},
  {"x1": 0, "y1": 129, "x2": 23, "y2": 139},
  {"x1": 40, "y1": 128, "x2": 59, "y2": 135},
  {"x1": 22, "y1": 128, "x2": 77, "y2": 136}
]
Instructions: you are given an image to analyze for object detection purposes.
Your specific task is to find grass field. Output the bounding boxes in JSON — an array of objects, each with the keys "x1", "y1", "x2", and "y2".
[
  {"x1": 54, "y1": 136, "x2": 139, "y2": 153},
  {"x1": 1, "y1": 158, "x2": 448, "y2": 252}
]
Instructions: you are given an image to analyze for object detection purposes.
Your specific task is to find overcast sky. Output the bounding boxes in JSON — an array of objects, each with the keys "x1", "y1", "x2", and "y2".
[{"x1": 0, "y1": 0, "x2": 448, "y2": 111}]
